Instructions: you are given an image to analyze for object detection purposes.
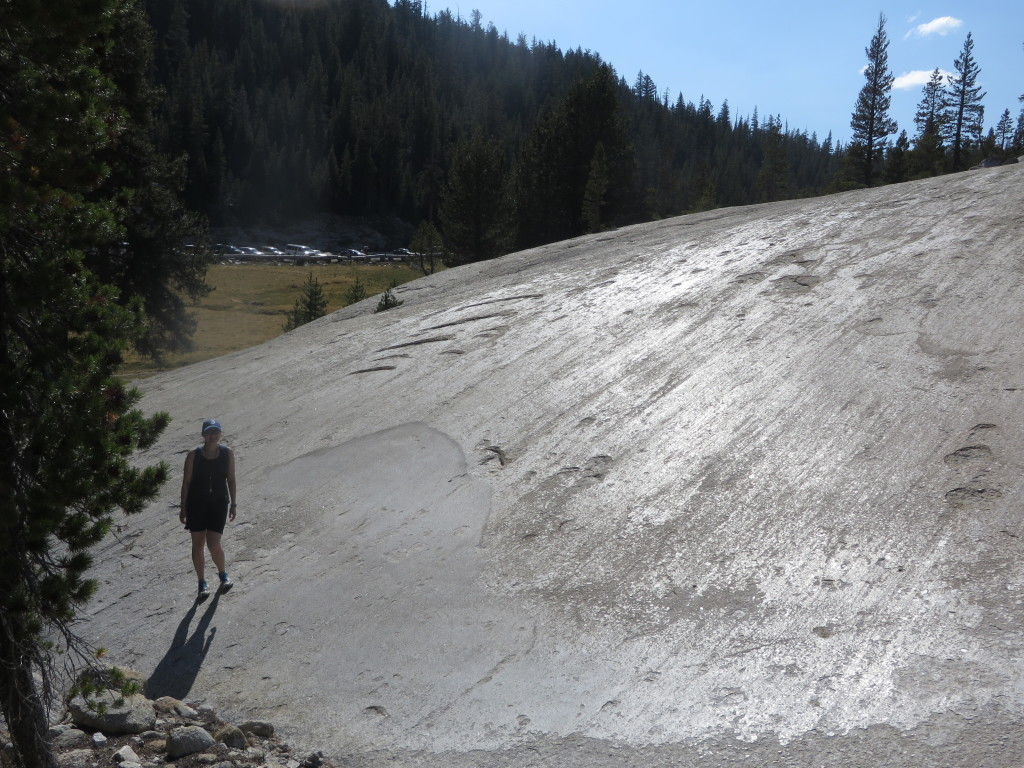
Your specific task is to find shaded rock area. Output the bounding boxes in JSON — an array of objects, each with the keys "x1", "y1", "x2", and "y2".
[
  {"x1": 82, "y1": 166, "x2": 1024, "y2": 767},
  {"x1": 0, "y1": 674, "x2": 328, "y2": 768}
]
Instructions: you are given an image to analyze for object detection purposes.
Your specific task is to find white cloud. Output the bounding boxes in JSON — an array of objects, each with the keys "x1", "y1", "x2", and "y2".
[
  {"x1": 893, "y1": 70, "x2": 951, "y2": 90},
  {"x1": 906, "y1": 16, "x2": 963, "y2": 38},
  {"x1": 892, "y1": 70, "x2": 937, "y2": 89}
]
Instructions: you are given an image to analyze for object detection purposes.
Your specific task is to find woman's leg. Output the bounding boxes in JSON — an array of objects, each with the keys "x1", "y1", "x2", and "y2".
[
  {"x1": 190, "y1": 531, "x2": 208, "y2": 581},
  {"x1": 206, "y1": 531, "x2": 226, "y2": 575}
]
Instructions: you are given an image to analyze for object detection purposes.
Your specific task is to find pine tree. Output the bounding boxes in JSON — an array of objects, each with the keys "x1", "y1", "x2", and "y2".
[
  {"x1": 88, "y1": 1, "x2": 211, "y2": 358},
  {"x1": 996, "y1": 109, "x2": 1014, "y2": 151},
  {"x1": 409, "y1": 220, "x2": 445, "y2": 274},
  {"x1": 374, "y1": 281, "x2": 405, "y2": 313},
  {"x1": 883, "y1": 130, "x2": 911, "y2": 183},
  {"x1": 343, "y1": 275, "x2": 368, "y2": 306},
  {"x1": 283, "y1": 273, "x2": 329, "y2": 330},
  {"x1": 944, "y1": 32, "x2": 986, "y2": 171},
  {"x1": 849, "y1": 14, "x2": 897, "y2": 187},
  {"x1": 513, "y1": 64, "x2": 632, "y2": 247},
  {"x1": 438, "y1": 132, "x2": 511, "y2": 264},
  {"x1": 914, "y1": 69, "x2": 947, "y2": 141},
  {"x1": 0, "y1": 4, "x2": 172, "y2": 767},
  {"x1": 909, "y1": 68, "x2": 947, "y2": 178},
  {"x1": 581, "y1": 142, "x2": 610, "y2": 233},
  {"x1": 757, "y1": 117, "x2": 791, "y2": 202}
]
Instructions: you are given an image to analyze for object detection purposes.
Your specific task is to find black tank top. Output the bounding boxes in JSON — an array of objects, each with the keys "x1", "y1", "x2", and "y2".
[{"x1": 188, "y1": 446, "x2": 230, "y2": 505}]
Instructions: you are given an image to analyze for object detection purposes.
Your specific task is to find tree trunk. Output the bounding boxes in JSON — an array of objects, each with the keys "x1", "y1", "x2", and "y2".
[{"x1": 0, "y1": 623, "x2": 57, "y2": 768}]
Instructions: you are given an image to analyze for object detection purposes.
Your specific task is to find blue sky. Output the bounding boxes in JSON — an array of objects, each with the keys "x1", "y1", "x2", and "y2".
[{"x1": 428, "y1": 1, "x2": 1023, "y2": 146}]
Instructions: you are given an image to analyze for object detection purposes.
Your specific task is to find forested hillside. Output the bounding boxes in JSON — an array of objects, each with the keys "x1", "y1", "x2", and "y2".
[{"x1": 146, "y1": 0, "x2": 843, "y2": 257}]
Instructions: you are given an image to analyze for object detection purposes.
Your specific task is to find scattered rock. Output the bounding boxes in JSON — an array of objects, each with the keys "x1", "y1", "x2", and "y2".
[
  {"x1": 49, "y1": 727, "x2": 90, "y2": 750},
  {"x1": 215, "y1": 724, "x2": 249, "y2": 749},
  {"x1": 56, "y1": 748, "x2": 94, "y2": 767},
  {"x1": 153, "y1": 696, "x2": 200, "y2": 719},
  {"x1": 237, "y1": 720, "x2": 275, "y2": 738},
  {"x1": 42, "y1": 684, "x2": 332, "y2": 768},
  {"x1": 167, "y1": 725, "x2": 217, "y2": 759},
  {"x1": 113, "y1": 744, "x2": 140, "y2": 763},
  {"x1": 68, "y1": 691, "x2": 156, "y2": 735}
]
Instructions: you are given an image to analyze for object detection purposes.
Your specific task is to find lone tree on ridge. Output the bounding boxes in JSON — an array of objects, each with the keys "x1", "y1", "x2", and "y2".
[
  {"x1": 850, "y1": 13, "x2": 898, "y2": 187},
  {"x1": 944, "y1": 32, "x2": 986, "y2": 171}
]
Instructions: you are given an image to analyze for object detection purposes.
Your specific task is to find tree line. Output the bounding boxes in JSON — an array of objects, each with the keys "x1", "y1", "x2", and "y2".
[
  {"x1": 148, "y1": 2, "x2": 1022, "y2": 265},
  {"x1": 144, "y1": 0, "x2": 845, "y2": 263},
  {"x1": 844, "y1": 14, "x2": 1023, "y2": 189}
]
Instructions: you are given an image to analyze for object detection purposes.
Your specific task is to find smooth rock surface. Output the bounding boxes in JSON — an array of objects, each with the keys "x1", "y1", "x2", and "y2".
[{"x1": 84, "y1": 166, "x2": 1024, "y2": 766}]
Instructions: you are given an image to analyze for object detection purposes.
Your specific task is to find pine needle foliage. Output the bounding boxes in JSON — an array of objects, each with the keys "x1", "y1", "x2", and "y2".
[
  {"x1": 283, "y1": 273, "x2": 329, "y2": 331},
  {"x1": 849, "y1": 14, "x2": 898, "y2": 187},
  {"x1": 0, "y1": 3, "x2": 183, "y2": 766},
  {"x1": 374, "y1": 282, "x2": 404, "y2": 314}
]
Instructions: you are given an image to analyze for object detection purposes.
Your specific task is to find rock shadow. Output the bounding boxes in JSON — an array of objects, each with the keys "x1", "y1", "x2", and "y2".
[{"x1": 145, "y1": 593, "x2": 221, "y2": 700}]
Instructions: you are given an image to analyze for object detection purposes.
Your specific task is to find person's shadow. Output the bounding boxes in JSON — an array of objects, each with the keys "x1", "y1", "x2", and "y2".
[{"x1": 145, "y1": 592, "x2": 221, "y2": 700}]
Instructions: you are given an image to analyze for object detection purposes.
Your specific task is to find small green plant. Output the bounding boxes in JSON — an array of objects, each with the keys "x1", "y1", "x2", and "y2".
[
  {"x1": 67, "y1": 662, "x2": 141, "y2": 715},
  {"x1": 374, "y1": 281, "x2": 404, "y2": 313},
  {"x1": 343, "y1": 276, "x2": 367, "y2": 306},
  {"x1": 283, "y1": 272, "x2": 328, "y2": 331}
]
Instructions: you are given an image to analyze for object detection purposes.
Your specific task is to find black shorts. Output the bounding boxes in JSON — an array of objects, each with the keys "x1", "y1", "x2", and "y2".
[{"x1": 186, "y1": 498, "x2": 229, "y2": 534}]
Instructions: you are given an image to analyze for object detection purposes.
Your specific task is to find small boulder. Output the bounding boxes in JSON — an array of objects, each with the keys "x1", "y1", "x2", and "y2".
[
  {"x1": 49, "y1": 727, "x2": 89, "y2": 750},
  {"x1": 153, "y1": 697, "x2": 199, "y2": 719},
  {"x1": 214, "y1": 725, "x2": 248, "y2": 749},
  {"x1": 167, "y1": 725, "x2": 217, "y2": 759},
  {"x1": 113, "y1": 745, "x2": 141, "y2": 763},
  {"x1": 91, "y1": 732, "x2": 108, "y2": 747},
  {"x1": 237, "y1": 720, "x2": 274, "y2": 738},
  {"x1": 67, "y1": 691, "x2": 156, "y2": 735}
]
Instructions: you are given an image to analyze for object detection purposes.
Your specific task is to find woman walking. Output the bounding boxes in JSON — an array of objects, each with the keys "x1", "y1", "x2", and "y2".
[{"x1": 180, "y1": 418, "x2": 237, "y2": 599}]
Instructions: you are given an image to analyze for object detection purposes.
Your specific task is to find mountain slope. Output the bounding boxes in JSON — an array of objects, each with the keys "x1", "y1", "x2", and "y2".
[{"x1": 86, "y1": 165, "x2": 1024, "y2": 767}]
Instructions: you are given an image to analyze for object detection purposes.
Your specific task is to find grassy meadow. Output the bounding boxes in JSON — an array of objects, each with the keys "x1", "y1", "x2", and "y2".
[{"x1": 122, "y1": 261, "x2": 429, "y2": 376}]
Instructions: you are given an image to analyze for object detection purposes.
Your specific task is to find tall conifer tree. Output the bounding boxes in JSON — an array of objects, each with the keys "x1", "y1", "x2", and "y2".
[
  {"x1": 910, "y1": 69, "x2": 948, "y2": 177},
  {"x1": 944, "y1": 32, "x2": 986, "y2": 171},
  {"x1": 439, "y1": 132, "x2": 511, "y2": 264},
  {"x1": 914, "y1": 69, "x2": 947, "y2": 140},
  {"x1": 850, "y1": 14, "x2": 897, "y2": 187},
  {"x1": 0, "y1": 3, "x2": 174, "y2": 767},
  {"x1": 757, "y1": 117, "x2": 791, "y2": 202}
]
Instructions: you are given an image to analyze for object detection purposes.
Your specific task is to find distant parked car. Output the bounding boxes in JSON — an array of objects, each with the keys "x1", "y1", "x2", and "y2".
[
  {"x1": 285, "y1": 243, "x2": 319, "y2": 257},
  {"x1": 343, "y1": 248, "x2": 367, "y2": 258},
  {"x1": 263, "y1": 246, "x2": 284, "y2": 256}
]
